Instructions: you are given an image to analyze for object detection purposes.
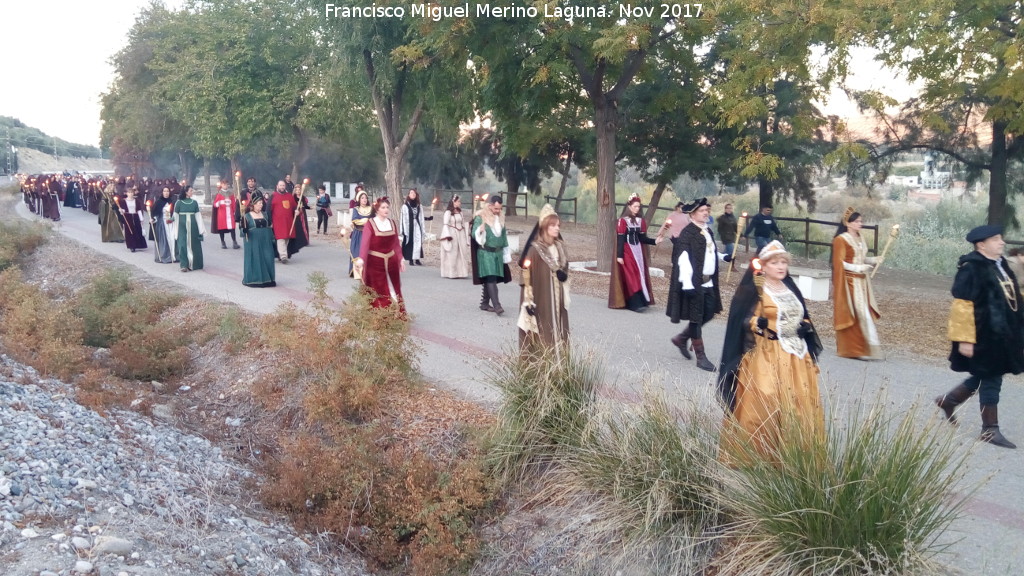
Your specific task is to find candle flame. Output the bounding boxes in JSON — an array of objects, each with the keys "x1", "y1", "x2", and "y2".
[
  {"x1": 523, "y1": 258, "x2": 531, "y2": 269},
  {"x1": 665, "y1": 218, "x2": 672, "y2": 225},
  {"x1": 742, "y1": 212, "x2": 748, "y2": 217},
  {"x1": 752, "y1": 258, "x2": 762, "y2": 272},
  {"x1": 235, "y1": 171, "x2": 242, "y2": 177},
  {"x1": 303, "y1": 178, "x2": 310, "y2": 184}
]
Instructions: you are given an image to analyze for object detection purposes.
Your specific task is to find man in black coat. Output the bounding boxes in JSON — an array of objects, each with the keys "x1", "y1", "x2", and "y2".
[
  {"x1": 937, "y1": 225, "x2": 1024, "y2": 448},
  {"x1": 666, "y1": 198, "x2": 724, "y2": 371}
]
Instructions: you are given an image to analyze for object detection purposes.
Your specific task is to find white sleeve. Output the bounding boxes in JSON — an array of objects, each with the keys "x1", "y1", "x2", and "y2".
[{"x1": 678, "y1": 250, "x2": 694, "y2": 290}]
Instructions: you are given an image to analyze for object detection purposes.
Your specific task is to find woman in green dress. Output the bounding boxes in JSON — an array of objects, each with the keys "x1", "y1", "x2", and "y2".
[
  {"x1": 174, "y1": 185, "x2": 205, "y2": 272},
  {"x1": 241, "y1": 192, "x2": 277, "y2": 287}
]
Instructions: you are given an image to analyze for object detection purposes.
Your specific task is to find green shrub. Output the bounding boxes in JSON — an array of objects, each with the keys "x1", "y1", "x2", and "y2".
[
  {"x1": 217, "y1": 306, "x2": 254, "y2": 354},
  {"x1": 76, "y1": 268, "x2": 134, "y2": 347},
  {"x1": 109, "y1": 320, "x2": 190, "y2": 381},
  {"x1": 0, "y1": 220, "x2": 49, "y2": 272},
  {"x1": 486, "y1": 347, "x2": 601, "y2": 488},
  {"x1": 716, "y1": 400, "x2": 972, "y2": 576}
]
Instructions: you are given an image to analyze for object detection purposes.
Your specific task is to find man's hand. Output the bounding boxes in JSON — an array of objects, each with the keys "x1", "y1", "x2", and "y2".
[{"x1": 958, "y1": 342, "x2": 975, "y2": 358}]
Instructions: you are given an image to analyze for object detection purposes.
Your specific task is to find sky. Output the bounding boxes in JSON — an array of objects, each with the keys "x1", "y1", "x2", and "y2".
[
  {"x1": 0, "y1": 2, "x2": 916, "y2": 150},
  {"x1": 0, "y1": 0, "x2": 180, "y2": 147}
]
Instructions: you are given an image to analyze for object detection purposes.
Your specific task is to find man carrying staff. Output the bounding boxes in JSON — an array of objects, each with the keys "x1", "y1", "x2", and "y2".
[
  {"x1": 937, "y1": 225, "x2": 1024, "y2": 448},
  {"x1": 270, "y1": 180, "x2": 296, "y2": 263}
]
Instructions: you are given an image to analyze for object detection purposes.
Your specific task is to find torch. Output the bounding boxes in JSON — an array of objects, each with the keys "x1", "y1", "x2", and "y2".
[
  {"x1": 727, "y1": 211, "x2": 748, "y2": 283},
  {"x1": 751, "y1": 257, "x2": 764, "y2": 297},
  {"x1": 430, "y1": 196, "x2": 439, "y2": 236},
  {"x1": 871, "y1": 224, "x2": 900, "y2": 278}
]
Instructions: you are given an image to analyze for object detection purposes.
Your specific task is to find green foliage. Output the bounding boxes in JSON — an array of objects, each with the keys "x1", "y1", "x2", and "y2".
[
  {"x1": 216, "y1": 306, "x2": 254, "y2": 354},
  {"x1": 486, "y1": 347, "x2": 601, "y2": 488},
  {"x1": 717, "y1": 400, "x2": 972, "y2": 576},
  {"x1": 75, "y1": 269, "x2": 135, "y2": 348},
  {"x1": 0, "y1": 219, "x2": 49, "y2": 272}
]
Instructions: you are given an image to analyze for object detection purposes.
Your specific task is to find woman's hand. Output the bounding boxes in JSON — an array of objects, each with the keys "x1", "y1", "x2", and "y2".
[
  {"x1": 958, "y1": 342, "x2": 975, "y2": 358},
  {"x1": 399, "y1": 260, "x2": 407, "y2": 273},
  {"x1": 616, "y1": 257, "x2": 624, "y2": 265}
]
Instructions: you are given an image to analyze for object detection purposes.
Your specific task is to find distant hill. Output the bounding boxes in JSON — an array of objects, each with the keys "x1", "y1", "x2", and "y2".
[
  {"x1": 16, "y1": 147, "x2": 112, "y2": 175},
  {"x1": 1, "y1": 115, "x2": 106, "y2": 175}
]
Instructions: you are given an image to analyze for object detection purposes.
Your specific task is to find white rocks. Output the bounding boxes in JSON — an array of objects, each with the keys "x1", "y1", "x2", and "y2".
[{"x1": 0, "y1": 354, "x2": 368, "y2": 575}]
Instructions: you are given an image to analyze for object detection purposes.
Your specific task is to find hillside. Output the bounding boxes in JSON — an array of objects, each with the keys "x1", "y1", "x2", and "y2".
[{"x1": 16, "y1": 147, "x2": 112, "y2": 175}]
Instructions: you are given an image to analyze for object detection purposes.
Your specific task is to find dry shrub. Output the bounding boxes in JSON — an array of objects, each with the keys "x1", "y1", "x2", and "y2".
[
  {"x1": 0, "y1": 268, "x2": 85, "y2": 379},
  {"x1": 257, "y1": 277, "x2": 491, "y2": 575},
  {"x1": 0, "y1": 219, "x2": 50, "y2": 272},
  {"x1": 73, "y1": 367, "x2": 136, "y2": 414},
  {"x1": 109, "y1": 320, "x2": 191, "y2": 381}
]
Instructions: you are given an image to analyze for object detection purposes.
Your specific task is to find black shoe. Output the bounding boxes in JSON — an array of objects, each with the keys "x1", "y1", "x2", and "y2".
[
  {"x1": 415, "y1": 260, "x2": 422, "y2": 266},
  {"x1": 233, "y1": 242, "x2": 241, "y2": 249}
]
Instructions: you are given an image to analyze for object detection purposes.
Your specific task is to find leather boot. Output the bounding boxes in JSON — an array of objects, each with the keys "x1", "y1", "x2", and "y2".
[
  {"x1": 980, "y1": 405, "x2": 1016, "y2": 449},
  {"x1": 487, "y1": 282, "x2": 504, "y2": 316},
  {"x1": 692, "y1": 339, "x2": 716, "y2": 372},
  {"x1": 232, "y1": 239, "x2": 241, "y2": 249},
  {"x1": 935, "y1": 383, "x2": 974, "y2": 425},
  {"x1": 221, "y1": 238, "x2": 228, "y2": 249},
  {"x1": 479, "y1": 285, "x2": 493, "y2": 312},
  {"x1": 671, "y1": 327, "x2": 692, "y2": 360}
]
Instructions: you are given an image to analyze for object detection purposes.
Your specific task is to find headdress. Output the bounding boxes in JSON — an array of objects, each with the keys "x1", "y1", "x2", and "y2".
[
  {"x1": 758, "y1": 240, "x2": 789, "y2": 261},
  {"x1": 842, "y1": 206, "x2": 856, "y2": 226},
  {"x1": 538, "y1": 203, "x2": 557, "y2": 224},
  {"x1": 682, "y1": 197, "x2": 709, "y2": 214},
  {"x1": 626, "y1": 192, "x2": 642, "y2": 206},
  {"x1": 249, "y1": 189, "x2": 266, "y2": 207}
]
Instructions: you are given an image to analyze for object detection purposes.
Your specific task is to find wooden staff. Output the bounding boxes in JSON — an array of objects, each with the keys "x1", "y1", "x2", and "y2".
[
  {"x1": 289, "y1": 178, "x2": 310, "y2": 236},
  {"x1": 726, "y1": 212, "x2": 748, "y2": 284},
  {"x1": 114, "y1": 195, "x2": 134, "y2": 236},
  {"x1": 871, "y1": 224, "x2": 900, "y2": 278}
]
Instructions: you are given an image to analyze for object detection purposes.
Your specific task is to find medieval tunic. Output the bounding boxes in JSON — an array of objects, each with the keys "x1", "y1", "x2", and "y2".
[
  {"x1": 609, "y1": 216, "x2": 656, "y2": 310},
  {"x1": 518, "y1": 237, "x2": 570, "y2": 355},
  {"x1": 400, "y1": 199, "x2": 429, "y2": 262},
  {"x1": 174, "y1": 197, "x2": 205, "y2": 270},
  {"x1": 439, "y1": 208, "x2": 470, "y2": 279},
  {"x1": 346, "y1": 204, "x2": 372, "y2": 277},
  {"x1": 831, "y1": 232, "x2": 881, "y2": 358},
  {"x1": 667, "y1": 222, "x2": 723, "y2": 329},
  {"x1": 117, "y1": 195, "x2": 148, "y2": 251},
  {"x1": 211, "y1": 191, "x2": 237, "y2": 233},
  {"x1": 948, "y1": 251, "x2": 1024, "y2": 379},
  {"x1": 241, "y1": 212, "x2": 276, "y2": 287},
  {"x1": 471, "y1": 209, "x2": 511, "y2": 284},
  {"x1": 270, "y1": 190, "x2": 297, "y2": 243},
  {"x1": 151, "y1": 196, "x2": 176, "y2": 264},
  {"x1": 360, "y1": 217, "x2": 404, "y2": 311},
  {"x1": 286, "y1": 193, "x2": 310, "y2": 258},
  {"x1": 719, "y1": 275, "x2": 823, "y2": 458},
  {"x1": 99, "y1": 185, "x2": 125, "y2": 243}
]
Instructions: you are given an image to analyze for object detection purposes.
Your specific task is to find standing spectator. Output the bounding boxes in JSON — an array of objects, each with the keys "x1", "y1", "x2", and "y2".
[
  {"x1": 718, "y1": 241, "x2": 823, "y2": 456},
  {"x1": 117, "y1": 186, "x2": 148, "y2": 253},
  {"x1": 357, "y1": 197, "x2": 406, "y2": 312},
  {"x1": 667, "y1": 198, "x2": 724, "y2": 371},
  {"x1": 151, "y1": 187, "x2": 176, "y2": 264},
  {"x1": 439, "y1": 195, "x2": 470, "y2": 279},
  {"x1": 743, "y1": 205, "x2": 784, "y2": 252},
  {"x1": 284, "y1": 174, "x2": 295, "y2": 194},
  {"x1": 657, "y1": 201, "x2": 690, "y2": 241},
  {"x1": 174, "y1": 185, "x2": 205, "y2": 272},
  {"x1": 717, "y1": 202, "x2": 738, "y2": 263},
  {"x1": 315, "y1": 184, "x2": 332, "y2": 234},
  {"x1": 936, "y1": 225, "x2": 1024, "y2": 448},
  {"x1": 212, "y1": 182, "x2": 241, "y2": 249},
  {"x1": 517, "y1": 205, "x2": 570, "y2": 355},
  {"x1": 242, "y1": 177, "x2": 263, "y2": 209},
  {"x1": 1007, "y1": 247, "x2": 1024, "y2": 290},
  {"x1": 472, "y1": 195, "x2": 511, "y2": 315},
  {"x1": 241, "y1": 192, "x2": 276, "y2": 288},
  {"x1": 831, "y1": 208, "x2": 882, "y2": 359},
  {"x1": 609, "y1": 193, "x2": 661, "y2": 311},
  {"x1": 400, "y1": 188, "x2": 432, "y2": 265},
  {"x1": 344, "y1": 189, "x2": 373, "y2": 277},
  {"x1": 270, "y1": 180, "x2": 296, "y2": 263}
]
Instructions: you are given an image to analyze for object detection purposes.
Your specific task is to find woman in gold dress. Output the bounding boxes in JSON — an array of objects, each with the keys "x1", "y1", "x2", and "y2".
[{"x1": 718, "y1": 241, "x2": 823, "y2": 457}]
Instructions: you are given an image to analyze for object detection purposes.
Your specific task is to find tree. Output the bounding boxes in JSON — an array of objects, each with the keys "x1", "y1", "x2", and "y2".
[
  {"x1": 849, "y1": 1, "x2": 1024, "y2": 227},
  {"x1": 314, "y1": 0, "x2": 474, "y2": 199}
]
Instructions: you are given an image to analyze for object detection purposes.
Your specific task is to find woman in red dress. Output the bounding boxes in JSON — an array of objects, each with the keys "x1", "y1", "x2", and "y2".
[
  {"x1": 608, "y1": 194, "x2": 660, "y2": 311},
  {"x1": 357, "y1": 197, "x2": 406, "y2": 312}
]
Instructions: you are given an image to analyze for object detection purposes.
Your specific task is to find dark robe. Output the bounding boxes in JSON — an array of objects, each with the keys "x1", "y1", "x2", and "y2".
[
  {"x1": 666, "y1": 222, "x2": 723, "y2": 324},
  {"x1": 948, "y1": 251, "x2": 1024, "y2": 377},
  {"x1": 518, "y1": 227, "x2": 570, "y2": 354},
  {"x1": 286, "y1": 194, "x2": 310, "y2": 257},
  {"x1": 608, "y1": 216, "x2": 656, "y2": 310}
]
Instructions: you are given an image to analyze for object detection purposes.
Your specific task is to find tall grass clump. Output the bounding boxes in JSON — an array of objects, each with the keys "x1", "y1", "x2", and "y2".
[
  {"x1": 486, "y1": 346, "x2": 601, "y2": 487},
  {"x1": 716, "y1": 400, "x2": 973, "y2": 576},
  {"x1": 0, "y1": 267, "x2": 85, "y2": 379},
  {"x1": 556, "y1": 388, "x2": 724, "y2": 574},
  {"x1": 886, "y1": 197, "x2": 988, "y2": 275},
  {"x1": 0, "y1": 219, "x2": 49, "y2": 271}
]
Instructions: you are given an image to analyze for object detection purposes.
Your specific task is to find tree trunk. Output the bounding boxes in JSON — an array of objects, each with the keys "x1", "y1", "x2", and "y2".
[
  {"x1": 758, "y1": 176, "x2": 774, "y2": 209},
  {"x1": 554, "y1": 151, "x2": 573, "y2": 215},
  {"x1": 505, "y1": 176, "x2": 520, "y2": 217},
  {"x1": 989, "y1": 120, "x2": 1008, "y2": 227},
  {"x1": 594, "y1": 100, "x2": 619, "y2": 273},
  {"x1": 644, "y1": 181, "x2": 668, "y2": 224},
  {"x1": 203, "y1": 161, "x2": 211, "y2": 197}
]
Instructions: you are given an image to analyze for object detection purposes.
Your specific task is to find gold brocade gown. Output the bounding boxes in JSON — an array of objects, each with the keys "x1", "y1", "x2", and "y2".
[{"x1": 724, "y1": 285, "x2": 824, "y2": 458}]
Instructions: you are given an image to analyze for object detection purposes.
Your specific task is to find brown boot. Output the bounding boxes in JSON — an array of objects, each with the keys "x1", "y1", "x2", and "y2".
[
  {"x1": 671, "y1": 328, "x2": 692, "y2": 360},
  {"x1": 935, "y1": 383, "x2": 974, "y2": 425},
  {"x1": 980, "y1": 405, "x2": 1016, "y2": 449},
  {"x1": 692, "y1": 339, "x2": 716, "y2": 372}
]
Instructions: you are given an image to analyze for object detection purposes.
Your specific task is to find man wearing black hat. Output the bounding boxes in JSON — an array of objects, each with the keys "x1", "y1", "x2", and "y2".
[
  {"x1": 667, "y1": 198, "x2": 724, "y2": 371},
  {"x1": 937, "y1": 225, "x2": 1024, "y2": 448}
]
